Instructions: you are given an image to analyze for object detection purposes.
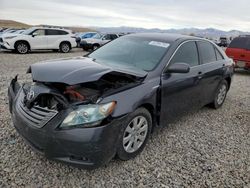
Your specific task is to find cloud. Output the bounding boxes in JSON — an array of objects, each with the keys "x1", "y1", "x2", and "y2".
[{"x1": 0, "y1": 0, "x2": 249, "y2": 31}]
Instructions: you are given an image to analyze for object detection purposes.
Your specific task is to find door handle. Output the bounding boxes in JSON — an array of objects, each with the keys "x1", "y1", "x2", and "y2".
[
  {"x1": 198, "y1": 71, "x2": 203, "y2": 80},
  {"x1": 198, "y1": 76, "x2": 203, "y2": 80}
]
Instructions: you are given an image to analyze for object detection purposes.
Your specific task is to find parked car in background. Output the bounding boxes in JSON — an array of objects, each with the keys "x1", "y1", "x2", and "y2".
[
  {"x1": 0, "y1": 27, "x2": 77, "y2": 53},
  {"x1": 13, "y1": 29, "x2": 26, "y2": 34},
  {"x1": 218, "y1": 37, "x2": 230, "y2": 47},
  {"x1": 81, "y1": 33, "x2": 119, "y2": 51},
  {"x1": 226, "y1": 35, "x2": 250, "y2": 70},
  {"x1": 75, "y1": 32, "x2": 97, "y2": 47},
  {"x1": 0, "y1": 28, "x2": 19, "y2": 36},
  {"x1": 8, "y1": 33, "x2": 234, "y2": 168}
]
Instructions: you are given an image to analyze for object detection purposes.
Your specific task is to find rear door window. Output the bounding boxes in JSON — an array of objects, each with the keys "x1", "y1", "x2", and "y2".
[
  {"x1": 103, "y1": 34, "x2": 112, "y2": 40},
  {"x1": 198, "y1": 41, "x2": 217, "y2": 64},
  {"x1": 46, "y1": 29, "x2": 68, "y2": 35},
  {"x1": 229, "y1": 37, "x2": 247, "y2": 49},
  {"x1": 110, "y1": 34, "x2": 118, "y2": 40},
  {"x1": 170, "y1": 41, "x2": 199, "y2": 67}
]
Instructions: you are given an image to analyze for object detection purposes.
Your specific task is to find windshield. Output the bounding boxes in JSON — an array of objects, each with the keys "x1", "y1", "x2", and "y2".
[
  {"x1": 22, "y1": 28, "x2": 36, "y2": 35},
  {"x1": 89, "y1": 36, "x2": 170, "y2": 72}
]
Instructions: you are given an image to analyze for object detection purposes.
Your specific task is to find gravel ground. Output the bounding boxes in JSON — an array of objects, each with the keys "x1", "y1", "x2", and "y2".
[{"x1": 0, "y1": 49, "x2": 249, "y2": 187}]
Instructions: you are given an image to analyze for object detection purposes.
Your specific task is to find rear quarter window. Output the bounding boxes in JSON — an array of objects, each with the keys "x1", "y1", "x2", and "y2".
[{"x1": 215, "y1": 48, "x2": 224, "y2": 60}]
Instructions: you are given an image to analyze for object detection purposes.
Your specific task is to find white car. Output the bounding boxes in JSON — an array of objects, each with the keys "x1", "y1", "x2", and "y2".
[
  {"x1": 81, "y1": 33, "x2": 119, "y2": 51},
  {"x1": 0, "y1": 27, "x2": 77, "y2": 54}
]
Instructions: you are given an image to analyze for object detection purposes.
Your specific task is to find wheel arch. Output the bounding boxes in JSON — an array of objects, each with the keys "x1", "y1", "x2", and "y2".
[
  {"x1": 59, "y1": 41, "x2": 71, "y2": 49},
  {"x1": 14, "y1": 40, "x2": 31, "y2": 50},
  {"x1": 138, "y1": 103, "x2": 157, "y2": 132},
  {"x1": 224, "y1": 76, "x2": 231, "y2": 90},
  {"x1": 93, "y1": 43, "x2": 100, "y2": 47}
]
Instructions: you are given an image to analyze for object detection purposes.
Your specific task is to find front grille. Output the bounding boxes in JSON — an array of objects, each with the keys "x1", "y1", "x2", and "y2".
[
  {"x1": 16, "y1": 91, "x2": 58, "y2": 128},
  {"x1": 0, "y1": 38, "x2": 3, "y2": 43}
]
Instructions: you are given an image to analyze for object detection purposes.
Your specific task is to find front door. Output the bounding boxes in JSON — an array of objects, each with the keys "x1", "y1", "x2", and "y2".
[
  {"x1": 160, "y1": 41, "x2": 203, "y2": 125},
  {"x1": 29, "y1": 29, "x2": 47, "y2": 49}
]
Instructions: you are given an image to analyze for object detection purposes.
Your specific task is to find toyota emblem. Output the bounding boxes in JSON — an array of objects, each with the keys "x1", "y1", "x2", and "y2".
[{"x1": 26, "y1": 90, "x2": 35, "y2": 101}]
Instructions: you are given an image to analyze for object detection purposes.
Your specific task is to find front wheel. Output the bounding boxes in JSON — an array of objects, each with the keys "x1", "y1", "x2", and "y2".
[
  {"x1": 116, "y1": 108, "x2": 152, "y2": 160},
  {"x1": 210, "y1": 80, "x2": 228, "y2": 109},
  {"x1": 16, "y1": 42, "x2": 29, "y2": 54}
]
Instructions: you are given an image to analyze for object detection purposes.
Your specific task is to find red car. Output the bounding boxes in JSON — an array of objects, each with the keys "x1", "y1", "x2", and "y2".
[{"x1": 226, "y1": 36, "x2": 250, "y2": 70}]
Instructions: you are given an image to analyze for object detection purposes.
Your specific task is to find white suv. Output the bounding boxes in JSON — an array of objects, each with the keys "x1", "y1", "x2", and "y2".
[{"x1": 0, "y1": 27, "x2": 77, "y2": 54}]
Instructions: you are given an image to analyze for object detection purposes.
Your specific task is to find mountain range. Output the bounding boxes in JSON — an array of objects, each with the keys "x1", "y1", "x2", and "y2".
[
  {"x1": 1, "y1": 20, "x2": 249, "y2": 39},
  {"x1": 94, "y1": 26, "x2": 250, "y2": 39}
]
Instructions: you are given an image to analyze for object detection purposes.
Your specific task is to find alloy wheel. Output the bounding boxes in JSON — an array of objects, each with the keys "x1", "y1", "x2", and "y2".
[
  {"x1": 17, "y1": 43, "x2": 28, "y2": 54},
  {"x1": 61, "y1": 44, "x2": 70, "y2": 53},
  {"x1": 123, "y1": 116, "x2": 148, "y2": 153},
  {"x1": 217, "y1": 84, "x2": 227, "y2": 105}
]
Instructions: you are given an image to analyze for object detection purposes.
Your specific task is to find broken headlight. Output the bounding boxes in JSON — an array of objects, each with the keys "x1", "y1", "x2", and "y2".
[{"x1": 60, "y1": 102, "x2": 116, "y2": 128}]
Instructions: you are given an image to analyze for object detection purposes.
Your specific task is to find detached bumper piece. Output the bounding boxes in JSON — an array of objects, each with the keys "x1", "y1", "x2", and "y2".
[{"x1": 8, "y1": 76, "x2": 123, "y2": 168}]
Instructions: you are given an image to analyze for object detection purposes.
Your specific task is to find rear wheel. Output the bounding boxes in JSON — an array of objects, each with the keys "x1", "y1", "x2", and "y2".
[
  {"x1": 15, "y1": 42, "x2": 29, "y2": 54},
  {"x1": 60, "y1": 42, "x2": 71, "y2": 53},
  {"x1": 116, "y1": 108, "x2": 152, "y2": 160},
  {"x1": 210, "y1": 80, "x2": 228, "y2": 109}
]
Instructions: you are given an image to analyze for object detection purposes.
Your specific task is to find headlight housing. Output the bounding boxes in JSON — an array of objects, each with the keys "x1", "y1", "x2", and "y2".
[
  {"x1": 4, "y1": 36, "x2": 17, "y2": 40},
  {"x1": 60, "y1": 102, "x2": 116, "y2": 128}
]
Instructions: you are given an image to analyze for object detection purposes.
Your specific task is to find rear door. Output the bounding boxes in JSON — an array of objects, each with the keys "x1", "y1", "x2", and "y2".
[
  {"x1": 29, "y1": 29, "x2": 47, "y2": 49},
  {"x1": 160, "y1": 41, "x2": 204, "y2": 124},
  {"x1": 197, "y1": 41, "x2": 225, "y2": 105},
  {"x1": 46, "y1": 29, "x2": 69, "y2": 49}
]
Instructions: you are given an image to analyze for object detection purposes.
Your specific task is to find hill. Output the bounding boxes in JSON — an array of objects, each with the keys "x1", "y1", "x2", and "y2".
[
  {"x1": 0, "y1": 20, "x2": 94, "y2": 32},
  {"x1": 0, "y1": 20, "x2": 31, "y2": 28}
]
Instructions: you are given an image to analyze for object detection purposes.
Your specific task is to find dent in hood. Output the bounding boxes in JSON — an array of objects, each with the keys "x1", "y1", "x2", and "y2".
[{"x1": 28, "y1": 57, "x2": 147, "y2": 85}]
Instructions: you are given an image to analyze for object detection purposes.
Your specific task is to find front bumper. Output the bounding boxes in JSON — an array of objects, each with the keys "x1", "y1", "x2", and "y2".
[
  {"x1": 8, "y1": 78, "x2": 125, "y2": 168},
  {"x1": 0, "y1": 41, "x2": 13, "y2": 50}
]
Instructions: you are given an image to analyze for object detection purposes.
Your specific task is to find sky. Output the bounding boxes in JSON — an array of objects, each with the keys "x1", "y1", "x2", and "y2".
[{"x1": 0, "y1": 0, "x2": 249, "y2": 31}]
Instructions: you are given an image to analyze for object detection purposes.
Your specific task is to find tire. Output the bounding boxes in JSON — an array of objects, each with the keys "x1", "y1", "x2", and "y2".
[
  {"x1": 83, "y1": 47, "x2": 89, "y2": 51},
  {"x1": 116, "y1": 108, "x2": 152, "y2": 161},
  {"x1": 92, "y1": 44, "x2": 99, "y2": 51},
  {"x1": 60, "y1": 42, "x2": 71, "y2": 53},
  {"x1": 15, "y1": 42, "x2": 29, "y2": 54},
  {"x1": 210, "y1": 80, "x2": 228, "y2": 109}
]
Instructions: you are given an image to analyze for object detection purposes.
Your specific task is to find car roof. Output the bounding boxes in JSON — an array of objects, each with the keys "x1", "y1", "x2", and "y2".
[
  {"x1": 30, "y1": 27, "x2": 71, "y2": 32},
  {"x1": 125, "y1": 33, "x2": 199, "y2": 43}
]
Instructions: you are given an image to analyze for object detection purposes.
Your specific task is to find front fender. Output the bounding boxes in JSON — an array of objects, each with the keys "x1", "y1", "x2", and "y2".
[{"x1": 100, "y1": 78, "x2": 160, "y2": 117}]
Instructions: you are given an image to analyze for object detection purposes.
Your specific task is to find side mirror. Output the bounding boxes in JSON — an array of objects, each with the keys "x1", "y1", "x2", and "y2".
[
  {"x1": 32, "y1": 32, "x2": 39, "y2": 37},
  {"x1": 166, "y1": 63, "x2": 190, "y2": 73}
]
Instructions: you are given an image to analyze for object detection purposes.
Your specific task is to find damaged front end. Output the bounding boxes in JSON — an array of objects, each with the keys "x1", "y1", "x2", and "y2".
[
  {"x1": 7, "y1": 57, "x2": 147, "y2": 167},
  {"x1": 9, "y1": 69, "x2": 145, "y2": 129}
]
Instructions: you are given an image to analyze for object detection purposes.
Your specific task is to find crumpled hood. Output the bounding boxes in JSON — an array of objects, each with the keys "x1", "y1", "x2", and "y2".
[{"x1": 30, "y1": 57, "x2": 147, "y2": 85}]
